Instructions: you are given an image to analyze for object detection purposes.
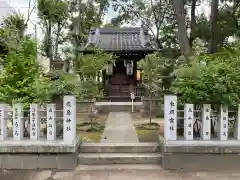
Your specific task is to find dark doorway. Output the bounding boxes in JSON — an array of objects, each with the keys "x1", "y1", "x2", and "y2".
[{"x1": 111, "y1": 61, "x2": 128, "y2": 85}]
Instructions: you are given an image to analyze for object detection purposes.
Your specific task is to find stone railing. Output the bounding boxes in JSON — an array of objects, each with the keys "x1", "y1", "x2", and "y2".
[
  {"x1": 163, "y1": 95, "x2": 239, "y2": 141},
  {"x1": 0, "y1": 96, "x2": 76, "y2": 144},
  {"x1": 0, "y1": 96, "x2": 80, "y2": 170},
  {"x1": 159, "y1": 95, "x2": 240, "y2": 170}
]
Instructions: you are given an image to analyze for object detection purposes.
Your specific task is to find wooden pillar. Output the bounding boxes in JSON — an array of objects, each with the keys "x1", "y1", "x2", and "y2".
[
  {"x1": 102, "y1": 70, "x2": 106, "y2": 94},
  {"x1": 133, "y1": 59, "x2": 137, "y2": 84}
]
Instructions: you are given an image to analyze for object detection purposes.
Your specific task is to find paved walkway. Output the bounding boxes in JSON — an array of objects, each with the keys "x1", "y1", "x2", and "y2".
[
  {"x1": 7, "y1": 165, "x2": 240, "y2": 180},
  {"x1": 101, "y1": 112, "x2": 139, "y2": 143}
]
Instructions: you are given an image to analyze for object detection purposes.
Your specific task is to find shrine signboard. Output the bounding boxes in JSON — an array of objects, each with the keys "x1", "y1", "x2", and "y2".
[
  {"x1": 164, "y1": 95, "x2": 177, "y2": 140},
  {"x1": 63, "y1": 96, "x2": 76, "y2": 144}
]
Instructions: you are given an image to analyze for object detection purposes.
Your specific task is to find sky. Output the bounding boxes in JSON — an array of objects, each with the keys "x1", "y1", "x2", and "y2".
[
  {"x1": 0, "y1": 0, "x2": 118, "y2": 40},
  {"x1": 0, "y1": 0, "x2": 211, "y2": 40}
]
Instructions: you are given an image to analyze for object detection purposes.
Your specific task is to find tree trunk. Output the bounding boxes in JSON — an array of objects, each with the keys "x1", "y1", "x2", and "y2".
[
  {"x1": 54, "y1": 23, "x2": 61, "y2": 59},
  {"x1": 189, "y1": 0, "x2": 197, "y2": 47},
  {"x1": 208, "y1": 0, "x2": 219, "y2": 53},
  {"x1": 47, "y1": 22, "x2": 53, "y2": 70},
  {"x1": 172, "y1": 0, "x2": 192, "y2": 59},
  {"x1": 149, "y1": 92, "x2": 153, "y2": 124}
]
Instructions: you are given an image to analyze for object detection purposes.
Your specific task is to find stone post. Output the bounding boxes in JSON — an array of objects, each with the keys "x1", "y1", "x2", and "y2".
[
  {"x1": 164, "y1": 95, "x2": 177, "y2": 140},
  {"x1": 47, "y1": 104, "x2": 56, "y2": 141},
  {"x1": 30, "y1": 104, "x2": 40, "y2": 140},
  {"x1": 184, "y1": 104, "x2": 194, "y2": 140},
  {"x1": 235, "y1": 104, "x2": 240, "y2": 140},
  {"x1": 201, "y1": 104, "x2": 211, "y2": 140},
  {"x1": 219, "y1": 105, "x2": 228, "y2": 140},
  {"x1": 13, "y1": 104, "x2": 24, "y2": 140},
  {"x1": 0, "y1": 104, "x2": 7, "y2": 140},
  {"x1": 63, "y1": 96, "x2": 76, "y2": 144}
]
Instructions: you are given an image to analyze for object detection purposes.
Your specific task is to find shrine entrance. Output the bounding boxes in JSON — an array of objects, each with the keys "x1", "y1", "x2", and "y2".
[
  {"x1": 108, "y1": 60, "x2": 134, "y2": 97},
  {"x1": 79, "y1": 27, "x2": 156, "y2": 100}
]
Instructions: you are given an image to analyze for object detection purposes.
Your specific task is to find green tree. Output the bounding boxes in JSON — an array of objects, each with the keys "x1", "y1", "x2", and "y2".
[
  {"x1": 0, "y1": 13, "x2": 51, "y2": 106},
  {"x1": 139, "y1": 52, "x2": 174, "y2": 123},
  {"x1": 37, "y1": 0, "x2": 69, "y2": 68},
  {"x1": 67, "y1": 0, "x2": 109, "y2": 69},
  {"x1": 112, "y1": 0, "x2": 176, "y2": 49},
  {"x1": 171, "y1": 42, "x2": 240, "y2": 106}
]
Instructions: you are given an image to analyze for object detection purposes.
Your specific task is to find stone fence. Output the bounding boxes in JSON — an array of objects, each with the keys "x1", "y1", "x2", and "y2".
[
  {"x1": 163, "y1": 95, "x2": 240, "y2": 141},
  {"x1": 0, "y1": 96, "x2": 81, "y2": 169},
  {"x1": 160, "y1": 95, "x2": 240, "y2": 170},
  {"x1": 0, "y1": 96, "x2": 77, "y2": 144}
]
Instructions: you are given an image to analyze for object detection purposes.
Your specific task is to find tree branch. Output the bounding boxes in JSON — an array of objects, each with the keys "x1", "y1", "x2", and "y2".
[{"x1": 25, "y1": 0, "x2": 36, "y2": 27}]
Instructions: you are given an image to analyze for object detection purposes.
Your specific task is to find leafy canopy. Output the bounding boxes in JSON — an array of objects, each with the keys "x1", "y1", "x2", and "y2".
[{"x1": 171, "y1": 42, "x2": 240, "y2": 106}]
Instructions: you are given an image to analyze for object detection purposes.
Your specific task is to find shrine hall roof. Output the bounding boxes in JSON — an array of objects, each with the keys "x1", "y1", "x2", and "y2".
[{"x1": 80, "y1": 27, "x2": 157, "y2": 52}]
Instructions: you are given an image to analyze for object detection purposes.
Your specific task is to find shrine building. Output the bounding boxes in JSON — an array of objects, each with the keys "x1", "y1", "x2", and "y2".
[{"x1": 80, "y1": 27, "x2": 157, "y2": 101}]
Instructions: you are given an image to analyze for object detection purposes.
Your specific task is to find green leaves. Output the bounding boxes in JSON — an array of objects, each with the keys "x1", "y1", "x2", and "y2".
[
  {"x1": 172, "y1": 43, "x2": 240, "y2": 105},
  {"x1": 75, "y1": 48, "x2": 115, "y2": 79},
  {"x1": 139, "y1": 52, "x2": 174, "y2": 97}
]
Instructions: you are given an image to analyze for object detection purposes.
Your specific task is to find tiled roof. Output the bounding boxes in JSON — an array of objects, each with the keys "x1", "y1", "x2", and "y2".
[{"x1": 82, "y1": 27, "x2": 156, "y2": 52}]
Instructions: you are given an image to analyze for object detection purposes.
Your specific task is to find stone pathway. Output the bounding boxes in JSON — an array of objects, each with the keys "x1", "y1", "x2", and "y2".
[
  {"x1": 101, "y1": 112, "x2": 139, "y2": 143},
  {"x1": 7, "y1": 166, "x2": 240, "y2": 180}
]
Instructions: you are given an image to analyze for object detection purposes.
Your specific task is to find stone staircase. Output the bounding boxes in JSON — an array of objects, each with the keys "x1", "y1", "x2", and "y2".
[{"x1": 77, "y1": 143, "x2": 162, "y2": 165}]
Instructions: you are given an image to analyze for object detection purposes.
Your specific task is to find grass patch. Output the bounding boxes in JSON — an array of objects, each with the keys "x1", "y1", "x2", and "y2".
[
  {"x1": 136, "y1": 129, "x2": 158, "y2": 142},
  {"x1": 76, "y1": 113, "x2": 108, "y2": 142},
  {"x1": 78, "y1": 131, "x2": 103, "y2": 142},
  {"x1": 77, "y1": 122, "x2": 105, "y2": 142},
  {"x1": 77, "y1": 114, "x2": 108, "y2": 124},
  {"x1": 135, "y1": 123, "x2": 160, "y2": 142},
  {"x1": 135, "y1": 122, "x2": 160, "y2": 130}
]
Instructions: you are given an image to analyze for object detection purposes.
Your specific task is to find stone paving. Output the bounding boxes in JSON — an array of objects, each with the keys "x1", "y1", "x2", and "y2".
[
  {"x1": 101, "y1": 112, "x2": 139, "y2": 143},
  {"x1": 4, "y1": 166, "x2": 240, "y2": 180}
]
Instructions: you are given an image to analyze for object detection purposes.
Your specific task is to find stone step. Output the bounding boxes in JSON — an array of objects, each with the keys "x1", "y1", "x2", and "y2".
[
  {"x1": 79, "y1": 143, "x2": 160, "y2": 153},
  {"x1": 77, "y1": 153, "x2": 162, "y2": 165},
  {"x1": 76, "y1": 164, "x2": 163, "y2": 171}
]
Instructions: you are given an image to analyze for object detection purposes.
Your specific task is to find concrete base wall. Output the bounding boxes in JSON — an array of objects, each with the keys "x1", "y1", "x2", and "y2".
[
  {"x1": 158, "y1": 136, "x2": 240, "y2": 170},
  {"x1": 0, "y1": 153, "x2": 78, "y2": 169},
  {"x1": 0, "y1": 136, "x2": 81, "y2": 169},
  {"x1": 162, "y1": 153, "x2": 240, "y2": 170}
]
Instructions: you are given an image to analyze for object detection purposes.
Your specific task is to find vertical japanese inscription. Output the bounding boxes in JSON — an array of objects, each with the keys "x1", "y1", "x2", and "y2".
[
  {"x1": 184, "y1": 104, "x2": 194, "y2": 140},
  {"x1": 30, "y1": 104, "x2": 40, "y2": 140},
  {"x1": 63, "y1": 96, "x2": 76, "y2": 144},
  {"x1": 219, "y1": 105, "x2": 228, "y2": 140},
  {"x1": 201, "y1": 104, "x2": 211, "y2": 140},
  {"x1": 31, "y1": 108, "x2": 36, "y2": 137},
  {"x1": 65, "y1": 103, "x2": 72, "y2": 132},
  {"x1": 13, "y1": 104, "x2": 23, "y2": 140},
  {"x1": 164, "y1": 95, "x2": 177, "y2": 140},
  {"x1": 47, "y1": 104, "x2": 56, "y2": 140}
]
